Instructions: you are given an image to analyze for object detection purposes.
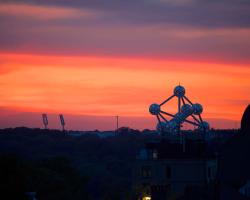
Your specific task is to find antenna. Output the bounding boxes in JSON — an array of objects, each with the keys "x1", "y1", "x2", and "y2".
[
  {"x1": 59, "y1": 114, "x2": 66, "y2": 131},
  {"x1": 42, "y1": 114, "x2": 48, "y2": 129},
  {"x1": 116, "y1": 115, "x2": 119, "y2": 132}
]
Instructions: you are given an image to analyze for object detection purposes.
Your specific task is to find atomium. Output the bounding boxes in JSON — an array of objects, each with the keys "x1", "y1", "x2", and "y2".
[{"x1": 149, "y1": 85, "x2": 209, "y2": 134}]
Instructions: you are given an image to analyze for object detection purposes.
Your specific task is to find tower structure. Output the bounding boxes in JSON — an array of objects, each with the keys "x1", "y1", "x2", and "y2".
[
  {"x1": 42, "y1": 114, "x2": 48, "y2": 129},
  {"x1": 59, "y1": 114, "x2": 66, "y2": 131},
  {"x1": 149, "y1": 85, "x2": 209, "y2": 135}
]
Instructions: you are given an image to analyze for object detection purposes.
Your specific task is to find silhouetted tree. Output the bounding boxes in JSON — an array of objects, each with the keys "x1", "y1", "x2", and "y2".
[{"x1": 241, "y1": 104, "x2": 250, "y2": 133}]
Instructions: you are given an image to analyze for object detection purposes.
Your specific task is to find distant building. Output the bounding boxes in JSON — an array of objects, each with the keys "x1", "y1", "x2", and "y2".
[
  {"x1": 97, "y1": 131, "x2": 116, "y2": 138},
  {"x1": 134, "y1": 140, "x2": 218, "y2": 200},
  {"x1": 67, "y1": 130, "x2": 117, "y2": 138}
]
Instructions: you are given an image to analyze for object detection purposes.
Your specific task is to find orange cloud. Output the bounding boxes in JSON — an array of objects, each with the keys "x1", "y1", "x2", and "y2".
[{"x1": 0, "y1": 52, "x2": 249, "y2": 129}]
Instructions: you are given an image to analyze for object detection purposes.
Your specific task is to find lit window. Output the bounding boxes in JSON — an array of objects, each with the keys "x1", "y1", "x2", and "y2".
[
  {"x1": 152, "y1": 149, "x2": 158, "y2": 159},
  {"x1": 142, "y1": 196, "x2": 151, "y2": 200}
]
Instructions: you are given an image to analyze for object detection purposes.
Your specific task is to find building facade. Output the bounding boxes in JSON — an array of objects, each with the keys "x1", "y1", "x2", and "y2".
[{"x1": 134, "y1": 140, "x2": 218, "y2": 200}]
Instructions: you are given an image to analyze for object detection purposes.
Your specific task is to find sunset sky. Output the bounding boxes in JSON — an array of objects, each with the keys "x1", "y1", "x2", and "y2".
[{"x1": 0, "y1": 0, "x2": 250, "y2": 130}]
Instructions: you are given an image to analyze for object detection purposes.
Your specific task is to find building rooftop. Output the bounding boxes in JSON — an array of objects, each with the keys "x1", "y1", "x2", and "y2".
[{"x1": 143, "y1": 139, "x2": 216, "y2": 160}]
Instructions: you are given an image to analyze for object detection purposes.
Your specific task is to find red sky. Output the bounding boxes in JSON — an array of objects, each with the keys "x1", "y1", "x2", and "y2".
[{"x1": 0, "y1": 1, "x2": 249, "y2": 130}]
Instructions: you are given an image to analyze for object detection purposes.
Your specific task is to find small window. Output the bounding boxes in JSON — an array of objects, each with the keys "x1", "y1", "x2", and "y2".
[
  {"x1": 141, "y1": 166, "x2": 152, "y2": 178},
  {"x1": 152, "y1": 149, "x2": 158, "y2": 159},
  {"x1": 166, "y1": 166, "x2": 171, "y2": 179}
]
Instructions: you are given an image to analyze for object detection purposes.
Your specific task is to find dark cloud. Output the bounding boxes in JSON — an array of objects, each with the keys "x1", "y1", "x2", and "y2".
[
  {"x1": 2, "y1": 0, "x2": 250, "y2": 28},
  {"x1": 0, "y1": 0, "x2": 250, "y2": 63}
]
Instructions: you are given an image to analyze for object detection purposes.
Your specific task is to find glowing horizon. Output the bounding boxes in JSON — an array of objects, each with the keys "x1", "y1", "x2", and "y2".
[{"x1": 0, "y1": 52, "x2": 249, "y2": 130}]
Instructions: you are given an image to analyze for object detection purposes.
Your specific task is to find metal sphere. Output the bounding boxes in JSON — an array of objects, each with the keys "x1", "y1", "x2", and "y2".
[
  {"x1": 181, "y1": 104, "x2": 194, "y2": 115},
  {"x1": 174, "y1": 85, "x2": 185, "y2": 97},
  {"x1": 166, "y1": 121, "x2": 178, "y2": 131},
  {"x1": 156, "y1": 122, "x2": 167, "y2": 132},
  {"x1": 149, "y1": 103, "x2": 160, "y2": 115},
  {"x1": 192, "y1": 103, "x2": 203, "y2": 115},
  {"x1": 173, "y1": 113, "x2": 184, "y2": 124},
  {"x1": 199, "y1": 121, "x2": 210, "y2": 131}
]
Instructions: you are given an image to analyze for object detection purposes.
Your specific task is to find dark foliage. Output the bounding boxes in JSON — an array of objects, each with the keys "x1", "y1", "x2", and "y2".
[
  {"x1": 0, "y1": 127, "x2": 154, "y2": 199},
  {"x1": 0, "y1": 154, "x2": 88, "y2": 200},
  {"x1": 0, "y1": 126, "x2": 248, "y2": 200},
  {"x1": 241, "y1": 104, "x2": 250, "y2": 133}
]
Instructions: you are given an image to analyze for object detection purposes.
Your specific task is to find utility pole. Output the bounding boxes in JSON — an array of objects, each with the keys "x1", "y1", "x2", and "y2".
[
  {"x1": 59, "y1": 114, "x2": 66, "y2": 132},
  {"x1": 116, "y1": 115, "x2": 119, "y2": 133}
]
